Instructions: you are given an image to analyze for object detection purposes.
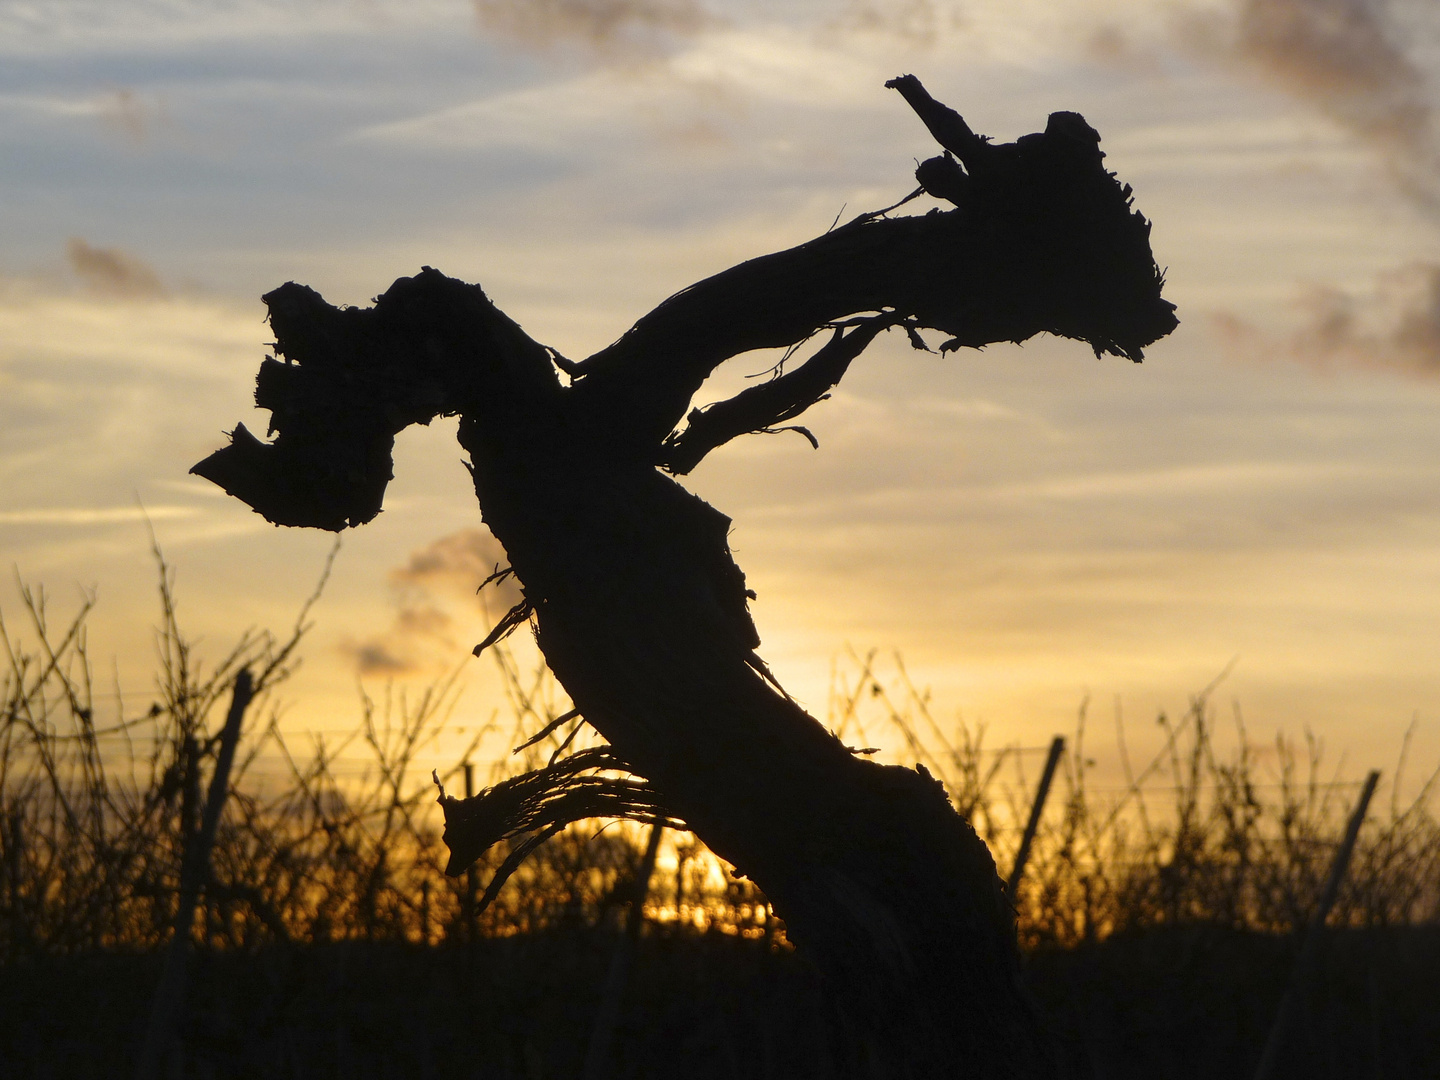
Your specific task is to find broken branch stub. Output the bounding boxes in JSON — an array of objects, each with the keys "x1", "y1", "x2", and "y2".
[
  {"x1": 193, "y1": 271, "x2": 562, "y2": 530},
  {"x1": 193, "y1": 77, "x2": 1175, "y2": 1078}
]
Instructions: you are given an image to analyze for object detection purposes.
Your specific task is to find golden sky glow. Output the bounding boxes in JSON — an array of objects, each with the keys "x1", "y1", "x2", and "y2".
[{"x1": 3, "y1": 0, "x2": 1440, "y2": 789}]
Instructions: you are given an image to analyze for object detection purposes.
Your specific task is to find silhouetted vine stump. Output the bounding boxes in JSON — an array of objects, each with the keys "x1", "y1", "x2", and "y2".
[{"x1": 194, "y1": 76, "x2": 1176, "y2": 1078}]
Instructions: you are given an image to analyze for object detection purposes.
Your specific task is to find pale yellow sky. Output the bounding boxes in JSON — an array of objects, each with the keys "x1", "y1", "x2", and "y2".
[{"x1": 3, "y1": 0, "x2": 1440, "y2": 793}]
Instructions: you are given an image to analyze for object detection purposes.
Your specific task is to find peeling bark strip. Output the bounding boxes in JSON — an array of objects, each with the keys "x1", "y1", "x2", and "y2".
[{"x1": 193, "y1": 79, "x2": 1176, "y2": 1078}]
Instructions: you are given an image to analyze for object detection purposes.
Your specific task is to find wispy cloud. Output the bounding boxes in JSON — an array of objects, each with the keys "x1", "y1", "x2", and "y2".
[
  {"x1": 1082, "y1": 2, "x2": 1438, "y2": 204},
  {"x1": 1196, "y1": 0, "x2": 1440, "y2": 205},
  {"x1": 391, "y1": 527, "x2": 523, "y2": 610},
  {"x1": 344, "y1": 528, "x2": 523, "y2": 676},
  {"x1": 1217, "y1": 261, "x2": 1440, "y2": 376},
  {"x1": 65, "y1": 238, "x2": 165, "y2": 299}
]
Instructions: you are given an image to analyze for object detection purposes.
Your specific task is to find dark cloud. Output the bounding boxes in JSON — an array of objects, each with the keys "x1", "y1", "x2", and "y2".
[
  {"x1": 1217, "y1": 262, "x2": 1440, "y2": 376},
  {"x1": 1232, "y1": 0, "x2": 1439, "y2": 203},
  {"x1": 347, "y1": 641, "x2": 413, "y2": 677},
  {"x1": 65, "y1": 237, "x2": 164, "y2": 299},
  {"x1": 344, "y1": 528, "x2": 524, "y2": 676},
  {"x1": 471, "y1": 0, "x2": 706, "y2": 51}
]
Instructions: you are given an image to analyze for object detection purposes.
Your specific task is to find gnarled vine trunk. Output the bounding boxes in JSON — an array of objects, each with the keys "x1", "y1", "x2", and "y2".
[{"x1": 193, "y1": 77, "x2": 1176, "y2": 1077}]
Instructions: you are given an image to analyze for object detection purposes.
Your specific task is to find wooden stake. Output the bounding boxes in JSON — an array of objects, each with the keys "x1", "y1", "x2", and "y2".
[
  {"x1": 463, "y1": 761, "x2": 477, "y2": 942},
  {"x1": 1006, "y1": 736, "x2": 1066, "y2": 899},
  {"x1": 135, "y1": 670, "x2": 254, "y2": 1080},
  {"x1": 1253, "y1": 769, "x2": 1380, "y2": 1080}
]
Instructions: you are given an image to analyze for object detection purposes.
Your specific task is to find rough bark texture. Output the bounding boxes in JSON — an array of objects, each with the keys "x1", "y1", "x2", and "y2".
[{"x1": 193, "y1": 78, "x2": 1176, "y2": 1078}]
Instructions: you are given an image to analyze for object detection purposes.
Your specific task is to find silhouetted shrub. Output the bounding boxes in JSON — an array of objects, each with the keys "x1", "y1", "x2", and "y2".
[{"x1": 3, "y1": 566, "x2": 1438, "y2": 1077}]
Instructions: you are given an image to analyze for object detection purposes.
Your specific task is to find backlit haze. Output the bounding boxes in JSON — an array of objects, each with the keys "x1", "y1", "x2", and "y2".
[{"x1": 4, "y1": 0, "x2": 1440, "y2": 791}]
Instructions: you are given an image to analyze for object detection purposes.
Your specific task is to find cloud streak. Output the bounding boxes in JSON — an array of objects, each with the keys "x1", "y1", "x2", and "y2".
[
  {"x1": 828, "y1": 0, "x2": 952, "y2": 46},
  {"x1": 352, "y1": 27, "x2": 892, "y2": 155},
  {"x1": 470, "y1": 0, "x2": 707, "y2": 53},
  {"x1": 0, "y1": 506, "x2": 198, "y2": 525}
]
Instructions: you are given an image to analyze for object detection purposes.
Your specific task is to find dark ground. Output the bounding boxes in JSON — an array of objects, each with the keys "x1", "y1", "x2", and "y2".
[{"x1": 4, "y1": 926, "x2": 1438, "y2": 1079}]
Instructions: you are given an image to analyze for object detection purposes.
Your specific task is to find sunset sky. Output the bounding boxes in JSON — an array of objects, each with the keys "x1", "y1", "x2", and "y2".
[{"x1": 3, "y1": 0, "x2": 1440, "y2": 792}]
